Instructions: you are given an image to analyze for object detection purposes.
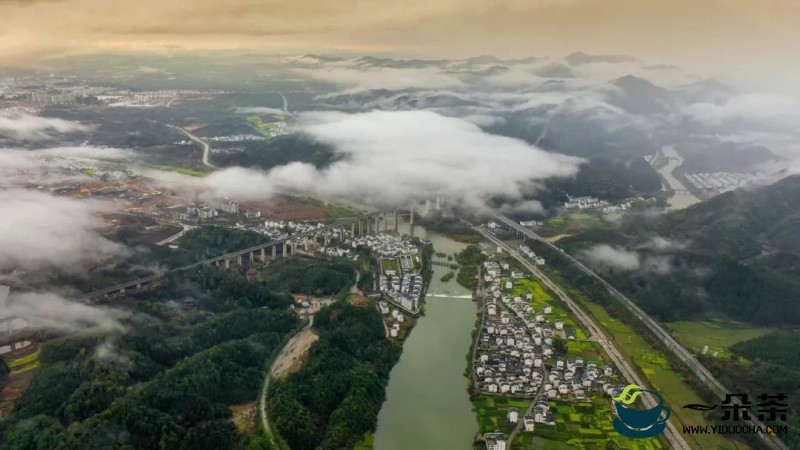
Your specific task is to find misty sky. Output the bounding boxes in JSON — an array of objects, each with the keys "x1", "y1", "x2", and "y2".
[{"x1": 1, "y1": 0, "x2": 799, "y2": 92}]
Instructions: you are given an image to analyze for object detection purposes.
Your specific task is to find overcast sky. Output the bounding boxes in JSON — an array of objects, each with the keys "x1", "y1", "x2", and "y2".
[{"x1": 1, "y1": 0, "x2": 799, "y2": 91}]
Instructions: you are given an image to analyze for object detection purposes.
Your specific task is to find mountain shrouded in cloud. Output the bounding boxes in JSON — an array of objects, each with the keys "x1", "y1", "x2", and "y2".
[
  {"x1": 185, "y1": 110, "x2": 583, "y2": 209},
  {"x1": 1, "y1": 0, "x2": 799, "y2": 93}
]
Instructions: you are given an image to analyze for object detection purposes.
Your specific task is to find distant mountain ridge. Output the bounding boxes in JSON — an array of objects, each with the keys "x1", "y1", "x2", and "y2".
[{"x1": 560, "y1": 174, "x2": 800, "y2": 325}]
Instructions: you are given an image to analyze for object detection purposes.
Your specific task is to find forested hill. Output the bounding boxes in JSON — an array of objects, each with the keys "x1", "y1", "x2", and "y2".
[
  {"x1": 663, "y1": 174, "x2": 800, "y2": 258},
  {"x1": 557, "y1": 174, "x2": 800, "y2": 325},
  {"x1": 268, "y1": 300, "x2": 401, "y2": 450}
]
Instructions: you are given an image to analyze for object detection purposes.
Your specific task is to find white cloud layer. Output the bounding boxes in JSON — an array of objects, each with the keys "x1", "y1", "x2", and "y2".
[
  {"x1": 682, "y1": 94, "x2": 800, "y2": 127},
  {"x1": 580, "y1": 244, "x2": 640, "y2": 271},
  {"x1": 7, "y1": 291, "x2": 129, "y2": 333},
  {"x1": 187, "y1": 110, "x2": 583, "y2": 208},
  {"x1": 0, "y1": 189, "x2": 125, "y2": 271},
  {"x1": 0, "y1": 113, "x2": 87, "y2": 141}
]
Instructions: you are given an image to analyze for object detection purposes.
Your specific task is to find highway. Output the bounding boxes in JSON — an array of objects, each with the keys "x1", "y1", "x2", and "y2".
[
  {"x1": 493, "y1": 213, "x2": 788, "y2": 450},
  {"x1": 169, "y1": 125, "x2": 216, "y2": 169},
  {"x1": 467, "y1": 221, "x2": 690, "y2": 449},
  {"x1": 83, "y1": 212, "x2": 382, "y2": 300}
]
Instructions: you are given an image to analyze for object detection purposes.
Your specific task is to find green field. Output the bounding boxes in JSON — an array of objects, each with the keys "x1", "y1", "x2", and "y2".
[
  {"x1": 10, "y1": 361, "x2": 41, "y2": 376},
  {"x1": 474, "y1": 396, "x2": 532, "y2": 434},
  {"x1": 503, "y1": 277, "x2": 586, "y2": 340},
  {"x1": 9, "y1": 349, "x2": 40, "y2": 368},
  {"x1": 566, "y1": 213, "x2": 592, "y2": 221},
  {"x1": 380, "y1": 258, "x2": 399, "y2": 274},
  {"x1": 247, "y1": 115, "x2": 285, "y2": 137},
  {"x1": 515, "y1": 396, "x2": 664, "y2": 450},
  {"x1": 577, "y1": 296, "x2": 751, "y2": 450},
  {"x1": 148, "y1": 164, "x2": 207, "y2": 177},
  {"x1": 667, "y1": 320, "x2": 771, "y2": 359},
  {"x1": 565, "y1": 340, "x2": 603, "y2": 363}
]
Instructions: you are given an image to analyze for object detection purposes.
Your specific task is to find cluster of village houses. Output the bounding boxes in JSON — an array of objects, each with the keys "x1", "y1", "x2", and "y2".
[
  {"x1": 181, "y1": 198, "x2": 265, "y2": 221},
  {"x1": 378, "y1": 269, "x2": 422, "y2": 314},
  {"x1": 350, "y1": 233, "x2": 419, "y2": 258},
  {"x1": 684, "y1": 171, "x2": 757, "y2": 194},
  {"x1": 563, "y1": 195, "x2": 610, "y2": 210},
  {"x1": 519, "y1": 219, "x2": 544, "y2": 228},
  {"x1": 474, "y1": 259, "x2": 623, "y2": 447},
  {"x1": 516, "y1": 244, "x2": 545, "y2": 266},
  {"x1": 563, "y1": 195, "x2": 634, "y2": 214},
  {"x1": 378, "y1": 301, "x2": 407, "y2": 338}
]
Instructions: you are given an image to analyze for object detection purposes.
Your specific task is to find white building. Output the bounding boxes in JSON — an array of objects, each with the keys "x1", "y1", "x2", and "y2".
[
  {"x1": 485, "y1": 433, "x2": 506, "y2": 450},
  {"x1": 507, "y1": 407, "x2": 519, "y2": 424}
]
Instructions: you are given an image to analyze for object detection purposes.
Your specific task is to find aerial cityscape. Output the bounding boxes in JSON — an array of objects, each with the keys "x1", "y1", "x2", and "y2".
[{"x1": 0, "y1": 1, "x2": 799, "y2": 450}]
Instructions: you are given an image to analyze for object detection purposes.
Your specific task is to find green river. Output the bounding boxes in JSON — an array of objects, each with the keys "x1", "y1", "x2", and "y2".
[{"x1": 373, "y1": 224, "x2": 478, "y2": 450}]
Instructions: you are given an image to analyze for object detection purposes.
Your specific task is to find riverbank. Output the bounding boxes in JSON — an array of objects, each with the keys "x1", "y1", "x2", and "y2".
[
  {"x1": 373, "y1": 224, "x2": 477, "y2": 450},
  {"x1": 655, "y1": 146, "x2": 701, "y2": 210}
]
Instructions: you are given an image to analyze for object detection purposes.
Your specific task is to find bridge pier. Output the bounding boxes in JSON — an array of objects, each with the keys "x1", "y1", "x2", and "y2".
[
  {"x1": 237, "y1": 255, "x2": 243, "y2": 265},
  {"x1": 282, "y1": 242, "x2": 288, "y2": 257},
  {"x1": 272, "y1": 245, "x2": 277, "y2": 258},
  {"x1": 249, "y1": 252, "x2": 255, "y2": 263},
  {"x1": 409, "y1": 206, "x2": 415, "y2": 226},
  {"x1": 260, "y1": 248, "x2": 266, "y2": 261},
  {"x1": 358, "y1": 219, "x2": 363, "y2": 236},
  {"x1": 324, "y1": 231, "x2": 329, "y2": 247},
  {"x1": 225, "y1": 259, "x2": 231, "y2": 269}
]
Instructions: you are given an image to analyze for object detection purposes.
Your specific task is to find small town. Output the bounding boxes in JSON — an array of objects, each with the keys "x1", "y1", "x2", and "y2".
[{"x1": 684, "y1": 171, "x2": 758, "y2": 195}]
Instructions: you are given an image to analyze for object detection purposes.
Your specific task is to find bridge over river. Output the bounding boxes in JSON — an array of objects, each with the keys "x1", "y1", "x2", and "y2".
[{"x1": 84, "y1": 210, "x2": 393, "y2": 300}]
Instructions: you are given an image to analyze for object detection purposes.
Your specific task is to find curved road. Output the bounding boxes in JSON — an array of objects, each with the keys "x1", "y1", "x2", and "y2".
[
  {"x1": 259, "y1": 320, "x2": 312, "y2": 450},
  {"x1": 169, "y1": 125, "x2": 216, "y2": 169}
]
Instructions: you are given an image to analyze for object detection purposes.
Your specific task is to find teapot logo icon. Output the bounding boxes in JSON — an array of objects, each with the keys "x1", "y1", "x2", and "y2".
[{"x1": 612, "y1": 384, "x2": 671, "y2": 439}]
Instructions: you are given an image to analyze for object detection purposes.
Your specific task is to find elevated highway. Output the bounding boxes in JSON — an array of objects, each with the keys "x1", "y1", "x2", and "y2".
[
  {"x1": 493, "y1": 213, "x2": 788, "y2": 450},
  {"x1": 84, "y1": 211, "x2": 392, "y2": 300},
  {"x1": 467, "y1": 220, "x2": 690, "y2": 449}
]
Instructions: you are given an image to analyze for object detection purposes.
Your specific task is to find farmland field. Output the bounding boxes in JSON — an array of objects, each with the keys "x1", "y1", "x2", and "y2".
[
  {"x1": 577, "y1": 295, "x2": 751, "y2": 450},
  {"x1": 512, "y1": 396, "x2": 663, "y2": 450},
  {"x1": 148, "y1": 164, "x2": 207, "y2": 177},
  {"x1": 667, "y1": 320, "x2": 771, "y2": 359},
  {"x1": 474, "y1": 396, "x2": 532, "y2": 434}
]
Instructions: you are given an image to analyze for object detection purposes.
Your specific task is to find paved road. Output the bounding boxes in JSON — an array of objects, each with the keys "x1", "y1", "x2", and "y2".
[
  {"x1": 494, "y1": 214, "x2": 788, "y2": 450},
  {"x1": 170, "y1": 125, "x2": 216, "y2": 168},
  {"x1": 468, "y1": 221, "x2": 691, "y2": 449},
  {"x1": 156, "y1": 224, "x2": 196, "y2": 246},
  {"x1": 280, "y1": 93, "x2": 289, "y2": 114},
  {"x1": 84, "y1": 212, "x2": 382, "y2": 300},
  {"x1": 260, "y1": 320, "x2": 313, "y2": 448}
]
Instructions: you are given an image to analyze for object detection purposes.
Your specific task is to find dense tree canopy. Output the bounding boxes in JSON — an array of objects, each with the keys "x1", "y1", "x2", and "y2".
[{"x1": 268, "y1": 301, "x2": 401, "y2": 450}]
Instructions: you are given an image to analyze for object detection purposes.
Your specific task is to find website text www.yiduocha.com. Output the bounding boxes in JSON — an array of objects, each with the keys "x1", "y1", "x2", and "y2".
[{"x1": 682, "y1": 425, "x2": 788, "y2": 435}]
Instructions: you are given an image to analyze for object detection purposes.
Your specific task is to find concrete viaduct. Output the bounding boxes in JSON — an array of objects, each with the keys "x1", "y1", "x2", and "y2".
[{"x1": 84, "y1": 210, "x2": 404, "y2": 300}]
